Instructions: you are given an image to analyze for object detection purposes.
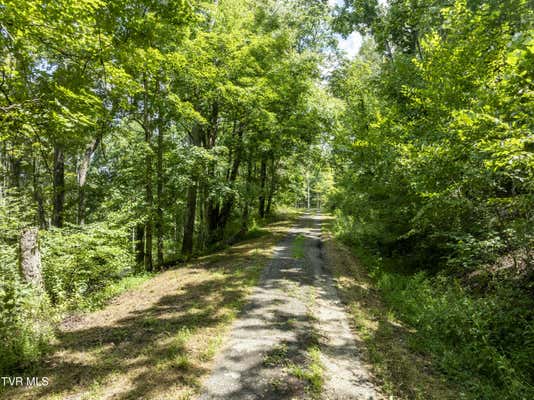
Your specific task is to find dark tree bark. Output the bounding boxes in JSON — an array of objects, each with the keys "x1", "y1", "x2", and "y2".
[
  {"x1": 135, "y1": 223, "x2": 145, "y2": 266},
  {"x1": 52, "y1": 146, "x2": 65, "y2": 227},
  {"x1": 33, "y1": 158, "x2": 47, "y2": 229},
  {"x1": 265, "y1": 156, "x2": 276, "y2": 216},
  {"x1": 156, "y1": 124, "x2": 164, "y2": 267},
  {"x1": 182, "y1": 183, "x2": 197, "y2": 256},
  {"x1": 174, "y1": 203, "x2": 183, "y2": 250},
  {"x1": 239, "y1": 158, "x2": 253, "y2": 236},
  {"x1": 10, "y1": 157, "x2": 21, "y2": 188},
  {"x1": 258, "y1": 155, "x2": 267, "y2": 219}
]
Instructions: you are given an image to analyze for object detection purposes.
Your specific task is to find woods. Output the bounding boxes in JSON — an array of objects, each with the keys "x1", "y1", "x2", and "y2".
[
  {"x1": 1, "y1": 0, "x2": 331, "y2": 373},
  {"x1": 329, "y1": 0, "x2": 533, "y2": 398},
  {"x1": 1, "y1": 0, "x2": 533, "y2": 399}
]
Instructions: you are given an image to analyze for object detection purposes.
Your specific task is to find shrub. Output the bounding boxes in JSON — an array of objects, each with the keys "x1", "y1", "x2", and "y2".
[
  {"x1": 0, "y1": 244, "x2": 53, "y2": 375},
  {"x1": 371, "y1": 264, "x2": 534, "y2": 399},
  {"x1": 41, "y1": 223, "x2": 134, "y2": 308},
  {"x1": 335, "y1": 211, "x2": 534, "y2": 399}
]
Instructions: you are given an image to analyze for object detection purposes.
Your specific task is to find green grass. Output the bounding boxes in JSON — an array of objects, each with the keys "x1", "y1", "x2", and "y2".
[
  {"x1": 2, "y1": 212, "x2": 299, "y2": 400},
  {"x1": 292, "y1": 234, "x2": 305, "y2": 259},
  {"x1": 288, "y1": 346, "x2": 324, "y2": 396},
  {"x1": 76, "y1": 272, "x2": 154, "y2": 311},
  {"x1": 199, "y1": 334, "x2": 222, "y2": 362},
  {"x1": 326, "y1": 216, "x2": 534, "y2": 400},
  {"x1": 371, "y1": 266, "x2": 534, "y2": 399}
]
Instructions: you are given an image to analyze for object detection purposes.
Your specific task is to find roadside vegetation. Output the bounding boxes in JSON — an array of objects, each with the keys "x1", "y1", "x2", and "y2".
[
  {"x1": 0, "y1": 0, "x2": 532, "y2": 398},
  {"x1": 1, "y1": 214, "x2": 297, "y2": 399},
  {"x1": 327, "y1": 1, "x2": 533, "y2": 399},
  {"x1": 0, "y1": 0, "x2": 329, "y2": 377},
  {"x1": 324, "y1": 215, "x2": 534, "y2": 400}
]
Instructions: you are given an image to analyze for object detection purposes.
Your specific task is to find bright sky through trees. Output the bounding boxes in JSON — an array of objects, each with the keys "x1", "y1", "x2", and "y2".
[
  {"x1": 1, "y1": 1, "x2": 532, "y2": 399},
  {"x1": 329, "y1": 0, "x2": 362, "y2": 57}
]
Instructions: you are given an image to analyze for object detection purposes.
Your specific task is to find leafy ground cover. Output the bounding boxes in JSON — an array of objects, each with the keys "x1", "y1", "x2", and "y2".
[{"x1": 1, "y1": 215, "x2": 296, "y2": 400}]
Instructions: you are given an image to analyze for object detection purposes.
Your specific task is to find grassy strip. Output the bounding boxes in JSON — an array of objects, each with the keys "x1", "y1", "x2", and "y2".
[
  {"x1": 324, "y1": 217, "x2": 534, "y2": 400},
  {"x1": 322, "y1": 216, "x2": 459, "y2": 400},
  {"x1": 292, "y1": 234, "x2": 306, "y2": 259},
  {"x1": 2, "y1": 213, "x2": 298, "y2": 400},
  {"x1": 76, "y1": 273, "x2": 155, "y2": 312},
  {"x1": 288, "y1": 345, "x2": 324, "y2": 396}
]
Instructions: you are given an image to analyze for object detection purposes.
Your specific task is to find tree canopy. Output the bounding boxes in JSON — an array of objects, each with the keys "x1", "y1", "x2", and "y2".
[{"x1": 1, "y1": 0, "x2": 533, "y2": 397}]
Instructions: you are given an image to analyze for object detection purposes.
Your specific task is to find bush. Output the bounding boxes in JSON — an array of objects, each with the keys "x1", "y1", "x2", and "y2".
[
  {"x1": 41, "y1": 223, "x2": 134, "y2": 308},
  {"x1": 0, "y1": 195, "x2": 137, "y2": 374},
  {"x1": 334, "y1": 211, "x2": 534, "y2": 399},
  {"x1": 0, "y1": 244, "x2": 53, "y2": 375},
  {"x1": 0, "y1": 193, "x2": 53, "y2": 375},
  {"x1": 369, "y1": 259, "x2": 534, "y2": 399}
]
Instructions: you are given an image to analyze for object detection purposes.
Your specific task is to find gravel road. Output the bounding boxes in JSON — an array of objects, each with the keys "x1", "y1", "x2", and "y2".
[{"x1": 198, "y1": 213, "x2": 381, "y2": 400}]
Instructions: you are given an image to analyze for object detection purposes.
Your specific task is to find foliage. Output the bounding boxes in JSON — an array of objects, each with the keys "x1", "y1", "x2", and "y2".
[
  {"x1": 0, "y1": 270, "x2": 52, "y2": 375},
  {"x1": 330, "y1": 0, "x2": 534, "y2": 273},
  {"x1": 330, "y1": 0, "x2": 534, "y2": 397},
  {"x1": 0, "y1": 0, "x2": 330, "y2": 375},
  {"x1": 0, "y1": 196, "x2": 53, "y2": 375},
  {"x1": 364, "y1": 251, "x2": 534, "y2": 399},
  {"x1": 40, "y1": 223, "x2": 135, "y2": 307},
  {"x1": 2, "y1": 0, "x2": 531, "y2": 396}
]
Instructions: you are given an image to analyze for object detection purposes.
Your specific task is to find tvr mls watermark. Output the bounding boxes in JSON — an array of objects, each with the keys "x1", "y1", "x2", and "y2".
[{"x1": 1, "y1": 376, "x2": 49, "y2": 387}]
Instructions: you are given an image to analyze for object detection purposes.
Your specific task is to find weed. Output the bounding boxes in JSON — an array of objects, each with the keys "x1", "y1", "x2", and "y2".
[
  {"x1": 288, "y1": 345, "x2": 324, "y2": 396},
  {"x1": 292, "y1": 234, "x2": 305, "y2": 259},
  {"x1": 199, "y1": 335, "x2": 222, "y2": 362},
  {"x1": 263, "y1": 344, "x2": 289, "y2": 367},
  {"x1": 325, "y1": 216, "x2": 534, "y2": 400}
]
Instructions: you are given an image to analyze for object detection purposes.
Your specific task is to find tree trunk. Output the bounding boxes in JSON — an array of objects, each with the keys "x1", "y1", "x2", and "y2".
[
  {"x1": 207, "y1": 124, "x2": 243, "y2": 245},
  {"x1": 174, "y1": 203, "x2": 183, "y2": 252},
  {"x1": 143, "y1": 74, "x2": 153, "y2": 272},
  {"x1": 78, "y1": 137, "x2": 100, "y2": 225},
  {"x1": 182, "y1": 183, "x2": 197, "y2": 256},
  {"x1": 217, "y1": 146, "x2": 241, "y2": 232},
  {"x1": 258, "y1": 156, "x2": 267, "y2": 218},
  {"x1": 135, "y1": 223, "x2": 145, "y2": 267},
  {"x1": 19, "y1": 227, "x2": 43, "y2": 289},
  {"x1": 198, "y1": 182, "x2": 209, "y2": 252},
  {"x1": 266, "y1": 156, "x2": 276, "y2": 215},
  {"x1": 156, "y1": 124, "x2": 164, "y2": 267},
  {"x1": 239, "y1": 158, "x2": 253, "y2": 236},
  {"x1": 52, "y1": 146, "x2": 65, "y2": 227},
  {"x1": 207, "y1": 198, "x2": 220, "y2": 237},
  {"x1": 33, "y1": 158, "x2": 47, "y2": 229},
  {"x1": 10, "y1": 156, "x2": 21, "y2": 188},
  {"x1": 306, "y1": 172, "x2": 310, "y2": 209}
]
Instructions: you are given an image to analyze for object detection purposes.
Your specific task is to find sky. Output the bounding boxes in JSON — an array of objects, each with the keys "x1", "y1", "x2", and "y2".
[
  {"x1": 328, "y1": 0, "x2": 362, "y2": 59},
  {"x1": 329, "y1": 0, "x2": 387, "y2": 59},
  {"x1": 337, "y1": 32, "x2": 363, "y2": 59}
]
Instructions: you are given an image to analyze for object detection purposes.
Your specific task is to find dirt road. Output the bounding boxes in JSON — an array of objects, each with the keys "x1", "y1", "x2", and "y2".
[{"x1": 199, "y1": 213, "x2": 381, "y2": 399}]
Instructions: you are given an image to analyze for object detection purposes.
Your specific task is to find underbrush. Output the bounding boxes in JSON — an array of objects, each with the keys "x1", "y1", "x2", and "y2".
[
  {"x1": 0, "y1": 249, "x2": 53, "y2": 375},
  {"x1": 0, "y1": 198, "x2": 53, "y2": 375},
  {"x1": 0, "y1": 218, "x2": 143, "y2": 375},
  {"x1": 41, "y1": 223, "x2": 135, "y2": 309},
  {"x1": 0, "y1": 207, "x2": 298, "y2": 376},
  {"x1": 334, "y1": 218, "x2": 534, "y2": 400}
]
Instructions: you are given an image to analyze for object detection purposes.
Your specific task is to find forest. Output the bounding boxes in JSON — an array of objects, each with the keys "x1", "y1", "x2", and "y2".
[{"x1": 0, "y1": 0, "x2": 533, "y2": 399}]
